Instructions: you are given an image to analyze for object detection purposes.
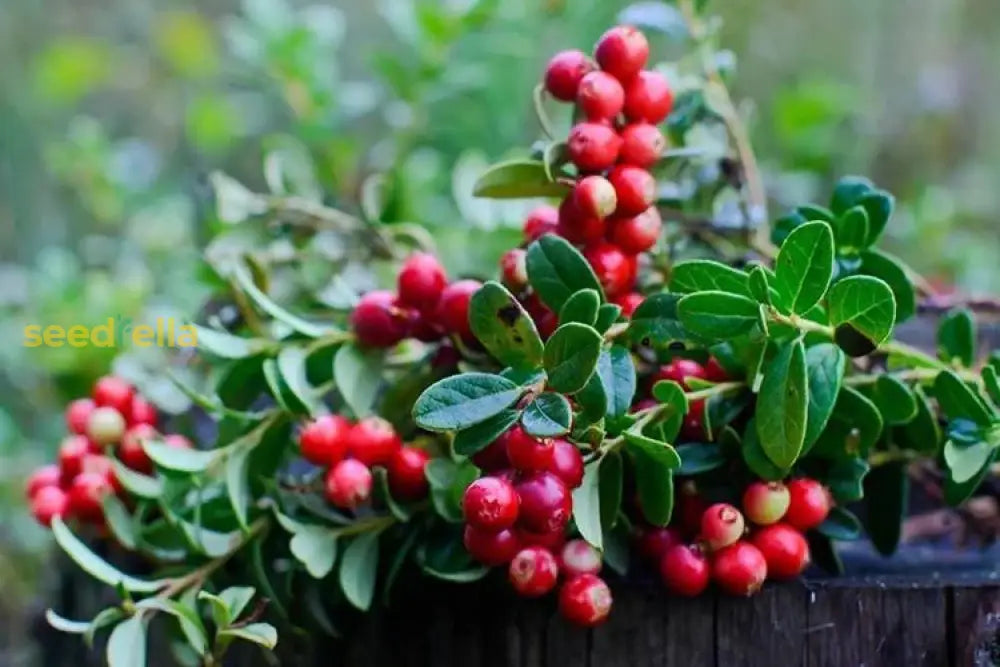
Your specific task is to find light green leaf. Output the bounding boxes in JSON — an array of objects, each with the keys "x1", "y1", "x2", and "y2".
[
  {"x1": 191, "y1": 325, "x2": 272, "y2": 359},
  {"x1": 45, "y1": 609, "x2": 91, "y2": 634},
  {"x1": 51, "y1": 517, "x2": 163, "y2": 593},
  {"x1": 107, "y1": 617, "x2": 146, "y2": 667},
  {"x1": 219, "y1": 623, "x2": 278, "y2": 649},
  {"x1": 277, "y1": 346, "x2": 321, "y2": 416},
  {"x1": 334, "y1": 344, "x2": 384, "y2": 419},
  {"x1": 473, "y1": 160, "x2": 571, "y2": 199},
  {"x1": 109, "y1": 460, "x2": 162, "y2": 499},
  {"x1": 339, "y1": 532, "x2": 380, "y2": 611},
  {"x1": 572, "y1": 460, "x2": 604, "y2": 550},
  {"x1": 827, "y1": 275, "x2": 896, "y2": 356},
  {"x1": 944, "y1": 439, "x2": 993, "y2": 484},
  {"x1": 774, "y1": 221, "x2": 835, "y2": 314},
  {"x1": 234, "y1": 264, "x2": 337, "y2": 338},
  {"x1": 226, "y1": 446, "x2": 252, "y2": 530},
  {"x1": 289, "y1": 526, "x2": 338, "y2": 579}
]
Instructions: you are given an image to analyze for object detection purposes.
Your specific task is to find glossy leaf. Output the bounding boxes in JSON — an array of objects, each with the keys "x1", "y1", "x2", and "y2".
[
  {"x1": 334, "y1": 344, "x2": 384, "y2": 419},
  {"x1": 944, "y1": 439, "x2": 994, "y2": 484},
  {"x1": 573, "y1": 460, "x2": 604, "y2": 550},
  {"x1": 945, "y1": 448, "x2": 996, "y2": 506},
  {"x1": 676, "y1": 443, "x2": 726, "y2": 475},
  {"x1": 859, "y1": 190, "x2": 894, "y2": 245},
  {"x1": 747, "y1": 265, "x2": 772, "y2": 305},
  {"x1": 818, "y1": 507, "x2": 863, "y2": 540},
  {"x1": 526, "y1": 235, "x2": 604, "y2": 312},
  {"x1": 413, "y1": 373, "x2": 522, "y2": 432},
  {"x1": 452, "y1": 409, "x2": 520, "y2": 457},
  {"x1": 473, "y1": 160, "x2": 571, "y2": 199},
  {"x1": 743, "y1": 419, "x2": 790, "y2": 481},
  {"x1": 894, "y1": 387, "x2": 942, "y2": 456},
  {"x1": 628, "y1": 293, "x2": 687, "y2": 344},
  {"x1": 937, "y1": 308, "x2": 976, "y2": 368},
  {"x1": 51, "y1": 517, "x2": 164, "y2": 593},
  {"x1": 597, "y1": 346, "x2": 637, "y2": 419},
  {"x1": 863, "y1": 461, "x2": 909, "y2": 556},
  {"x1": 935, "y1": 370, "x2": 993, "y2": 426},
  {"x1": 756, "y1": 339, "x2": 808, "y2": 468},
  {"x1": 106, "y1": 617, "x2": 146, "y2": 667},
  {"x1": 543, "y1": 323, "x2": 603, "y2": 394},
  {"x1": 860, "y1": 250, "x2": 916, "y2": 323},
  {"x1": 339, "y1": 532, "x2": 380, "y2": 611},
  {"x1": 669, "y1": 260, "x2": 752, "y2": 298},
  {"x1": 825, "y1": 457, "x2": 870, "y2": 503},
  {"x1": 803, "y1": 343, "x2": 845, "y2": 449},
  {"x1": 810, "y1": 387, "x2": 883, "y2": 459},
  {"x1": 774, "y1": 221, "x2": 835, "y2": 314},
  {"x1": 827, "y1": 275, "x2": 896, "y2": 355},
  {"x1": 219, "y1": 624, "x2": 278, "y2": 649},
  {"x1": 521, "y1": 393, "x2": 573, "y2": 438},
  {"x1": 628, "y1": 439, "x2": 675, "y2": 526},
  {"x1": 469, "y1": 281, "x2": 544, "y2": 369},
  {"x1": 559, "y1": 288, "x2": 601, "y2": 326},
  {"x1": 835, "y1": 206, "x2": 869, "y2": 253},
  {"x1": 676, "y1": 291, "x2": 760, "y2": 340},
  {"x1": 869, "y1": 375, "x2": 918, "y2": 425},
  {"x1": 830, "y1": 175, "x2": 873, "y2": 216}
]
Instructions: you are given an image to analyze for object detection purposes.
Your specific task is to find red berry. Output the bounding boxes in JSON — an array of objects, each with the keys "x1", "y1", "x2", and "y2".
[
  {"x1": 557, "y1": 195, "x2": 606, "y2": 244},
  {"x1": 516, "y1": 471, "x2": 572, "y2": 534},
  {"x1": 463, "y1": 525, "x2": 520, "y2": 566},
  {"x1": 31, "y1": 486, "x2": 69, "y2": 527},
  {"x1": 547, "y1": 439, "x2": 584, "y2": 489},
  {"x1": 573, "y1": 175, "x2": 618, "y2": 220},
  {"x1": 299, "y1": 415, "x2": 351, "y2": 466},
  {"x1": 509, "y1": 546, "x2": 560, "y2": 597},
  {"x1": 619, "y1": 122, "x2": 665, "y2": 168},
  {"x1": 65, "y1": 398, "x2": 96, "y2": 435},
  {"x1": 704, "y1": 357, "x2": 730, "y2": 382},
  {"x1": 583, "y1": 242, "x2": 637, "y2": 298},
  {"x1": 500, "y1": 249, "x2": 528, "y2": 292},
  {"x1": 712, "y1": 541, "x2": 768, "y2": 596},
  {"x1": 638, "y1": 525, "x2": 684, "y2": 562},
  {"x1": 623, "y1": 70, "x2": 673, "y2": 124},
  {"x1": 411, "y1": 312, "x2": 446, "y2": 342},
  {"x1": 324, "y1": 459, "x2": 373, "y2": 509},
  {"x1": 463, "y1": 476, "x2": 520, "y2": 531},
  {"x1": 613, "y1": 292, "x2": 644, "y2": 318},
  {"x1": 87, "y1": 406, "x2": 126, "y2": 447},
  {"x1": 431, "y1": 344, "x2": 461, "y2": 369},
  {"x1": 660, "y1": 544, "x2": 711, "y2": 597},
  {"x1": 515, "y1": 526, "x2": 567, "y2": 552},
  {"x1": 608, "y1": 165, "x2": 656, "y2": 217},
  {"x1": 742, "y1": 481, "x2": 791, "y2": 526},
  {"x1": 576, "y1": 71, "x2": 625, "y2": 121},
  {"x1": 567, "y1": 123, "x2": 622, "y2": 172},
  {"x1": 676, "y1": 485, "x2": 708, "y2": 536},
  {"x1": 387, "y1": 446, "x2": 430, "y2": 500},
  {"x1": 524, "y1": 293, "x2": 559, "y2": 339},
  {"x1": 68, "y1": 471, "x2": 112, "y2": 522},
  {"x1": 560, "y1": 539, "x2": 602, "y2": 577},
  {"x1": 349, "y1": 417, "x2": 402, "y2": 467},
  {"x1": 163, "y1": 434, "x2": 192, "y2": 449},
  {"x1": 608, "y1": 207, "x2": 662, "y2": 254},
  {"x1": 700, "y1": 503, "x2": 746, "y2": 551},
  {"x1": 397, "y1": 252, "x2": 448, "y2": 312},
  {"x1": 92, "y1": 376, "x2": 135, "y2": 416},
  {"x1": 119, "y1": 424, "x2": 157, "y2": 474},
  {"x1": 128, "y1": 395, "x2": 158, "y2": 427},
  {"x1": 437, "y1": 280, "x2": 482, "y2": 341},
  {"x1": 594, "y1": 26, "x2": 649, "y2": 82},
  {"x1": 58, "y1": 435, "x2": 91, "y2": 482},
  {"x1": 680, "y1": 399, "x2": 706, "y2": 441},
  {"x1": 81, "y1": 454, "x2": 122, "y2": 495},
  {"x1": 471, "y1": 438, "x2": 510, "y2": 472},
  {"x1": 523, "y1": 206, "x2": 560, "y2": 242},
  {"x1": 751, "y1": 524, "x2": 810, "y2": 580},
  {"x1": 26, "y1": 464, "x2": 62, "y2": 500},
  {"x1": 503, "y1": 426, "x2": 554, "y2": 472},
  {"x1": 544, "y1": 49, "x2": 595, "y2": 102},
  {"x1": 784, "y1": 478, "x2": 832, "y2": 531},
  {"x1": 558, "y1": 574, "x2": 613, "y2": 627},
  {"x1": 351, "y1": 290, "x2": 416, "y2": 348},
  {"x1": 653, "y1": 359, "x2": 708, "y2": 390}
]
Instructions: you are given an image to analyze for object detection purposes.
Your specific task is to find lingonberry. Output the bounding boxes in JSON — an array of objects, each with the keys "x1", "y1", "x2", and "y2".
[
  {"x1": 560, "y1": 539, "x2": 602, "y2": 577},
  {"x1": 437, "y1": 279, "x2": 482, "y2": 341},
  {"x1": 608, "y1": 165, "x2": 655, "y2": 217},
  {"x1": 619, "y1": 122, "x2": 666, "y2": 168},
  {"x1": 547, "y1": 439, "x2": 584, "y2": 489},
  {"x1": 68, "y1": 471, "x2": 112, "y2": 522},
  {"x1": 471, "y1": 437, "x2": 510, "y2": 472},
  {"x1": 784, "y1": 478, "x2": 832, "y2": 531},
  {"x1": 751, "y1": 523, "x2": 810, "y2": 580},
  {"x1": 558, "y1": 574, "x2": 613, "y2": 627},
  {"x1": 516, "y1": 526, "x2": 567, "y2": 552},
  {"x1": 163, "y1": 434, "x2": 193, "y2": 450},
  {"x1": 700, "y1": 503, "x2": 746, "y2": 551},
  {"x1": 87, "y1": 406, "x2": 126, "y2": 446},
  {"x1": 680, "y1": 399, "x2": 706, "y2": 441},
  {"x1": 81, "y1": 454, "x2": 122, "y2": 495},
  {"x1": 128, "y1": 395, "x2": 158, "y2": 427},
  {"x1": 431, "y1": 344, "x2": 461, "y2": 370},
  {"x1": 411, "y1": 312, "x2": 446, "y2": 342},
  {"x1": 387, "y1": 446, "x2": 430, "y2": 500},
  {"x1": 676, "y1": 485, "x2": 709, "y2": 537},
  {"x1": 503, "y1": 426, "x2": 554, "y2": 472},
  {"x1": 557, "y1": 194, "x2": 606, "y2": 244},
  {"x1": 58, "y1": 435, "x2": 91, "y2": 481},
  {"x1": 509, "y1": 546, "x2": 560, "y2": 597},
  {"x1": 516, "y1": 471, "x2": 572, "y2": 534},
  {"x1": 583, "y1": 242, "x2": 637, "y2": 298},
  {"x1": 324, "y1": 459, "x2": 373, "y2": 510},
  {"x1": 500, "y1": 248, "x2": 528, "y2": 292},
  {"x1": 299, "y1": 415, "x2": 351, "y2": 466},
  {"x1": 711, "y1": 541, "x2": 768, "y2": 596},
  {"x1": 26, "y1": 464, "x2": 62, "y2": 500},
  {"x1": 623, "y1": 70, "x2": 674, "y2": 124},
  {"x1": 567, "y1": 122, "x2": 622, "y2": 172},
  {"x1": 654, "y1": 359, "x2": 708, "y2": 389},
  {"x1": 351, "y1": 290, "x2": 416, "y2": 348},
  {"x1": 594, "y1": 25, "x2": 649, "y2": 82},
  {"x1": 608, "y1": 207, "x2": 662, "y2": 254},
  {"x1": 660, "y1": 544, "x2": 711, "y2": 597},
  {"x1": 742, "y1": 481, "x2": 791, "y2": 526},
  {"x1": 523, "y1": 293, "x2": 559, "y2": 339},
  {"x1": 704, "y1": 357, "x2": 730, "y2": 382},
  {"x1": 397, "y1": 252, "x2": 448, "y2": 312},
  {"x1": 523, "y1": 205, "x2": 560, "y2": 242},
  {"x1": 544, "y1": 49, "x2": 595, "y2": 101},
  {"x1": 463, "y1": 476, "x2": 520, "y2": 531},
  {"x1": 463, "y1": 525, "x2": 520, "y2": 566},
  {"x1": 576, "y1": 70, "x2": 625, "y2": 121},
  {"x1": 573, "y1": 175, "x2": 618, "y2": 220},
  {"x1": 119, "y1": 423, "x2": 157, "y2": 474},
  {"x1": 92, "y1": 376, "x2": 134, "y2": 416},
  {"x1": 65, "y1": 398, "x2": 96, "y2": 435},
  {"x1": 349, "y1": 417, "x2": 402, "y2": 467},
  {"x1": 613, "y1": 292, "x2": 644, "y2": 318},
  {"x1": 31, "y1": 485, "x2": 69, "y2": 527},
  {"x1": 637, "y1": 525, "x2": 684, "y2": 562}
]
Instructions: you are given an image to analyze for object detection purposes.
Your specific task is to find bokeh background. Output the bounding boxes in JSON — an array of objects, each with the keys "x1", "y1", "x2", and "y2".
[{"x1": 1, "y1": 0, "x2": 999, "y2": 661}]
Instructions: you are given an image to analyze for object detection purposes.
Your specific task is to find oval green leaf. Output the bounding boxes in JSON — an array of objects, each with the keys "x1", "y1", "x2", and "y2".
[
  {"x1": 413, "y1": 373, "x2": 522, "y2": 432},
  {"x1": 472, "y1": 160, "x2": 571, "y2": 199},
  {"x1": 521, "y1": 393, "x2": 573, "y2": 438},
  {"x1": 543, "y1": 323, "x2": 603, "y2": 394},
  {"x1": 469, "y1": 281, "x2": 544, "y2": 369},
  {"x1": 676, "y1": 291, "x2": 760, "y2": 340},
  {"x1": 756, "y1": 339, "x2": 808, "y2": 469},
  {"x1": 774, "y1": 221, "x2": 835, "y2": 314}
]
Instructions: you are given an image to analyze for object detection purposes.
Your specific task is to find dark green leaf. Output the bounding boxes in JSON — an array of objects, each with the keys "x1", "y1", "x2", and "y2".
[
  {"x1": 830, "y1": 175, "x2": 873, "y2": 216},
  {"x1": 52, "y1": 517, "x2": 163, "y2": 593},
  {"x1": 747, "y1": 265, "x2": 772, "y2": 305},
  {"x1": 742, "y1": 419, "x2": 790, "y2": 481},
  {"x1": 804, "y1": 343, "x2": 845, "y2": 448},
  {"x1": 774, "y1": 221, "x2": 835, "y2": 314},
  {"x1": 935, "y1": 370, "x2": 993, "y2": 426},
  {"x1": 543, "y1": 323, "x2": 603, "y2": 394},
  {"x1": 863, "y1": 461, "x2": 909, "y2": 556},
  {"x1": 413, "y1": 373, "x2": 522, "y2": 431},
  {"x1": 628, "y1": 293, "x2": 687, "y2": 344},
  {"x1": 575, "y1": 372, "x2": 609, "y2": 424},
  {"x1": 676, "y1": 443, "x2": 726, "y2": 475},
  {"x1": 756, "y1": 339, "x2": 809, "y2": 468},
  {"x1": 651, "y1": 380, "x2": 688, "y2": 442},
  {"x1": 807, "y1": 532, "x2": 844, "y2": 575},
  {"x1": 859, "y1": 250, "x2": 916, "y2": 323},
  {"x1": 983, "y1": 366, "x2": 1000, "y2": 407},
  {"x1": 472, "y1": 160, "x2": 571, "y2": 199},
  {"x1": 598, "y1": 452, "x2": 623, "y2": 531},
  {"x1": 469, "y1": 281, "x2": 544, "y2": 369},
  {"x1": 106, "y1": 617, "x2": 146, "y2": 667},
  {"x1": 594, "y1": 303, "x2": 623, "y2": 333},
  {"x1": 835, "y1": 206, "x2": 869, "y2": 253},
  {"x1": 827, "y1": 275, "x2": 896, "y2": 354},
  {"x1": 334, "y1": 344, "x2": 384, "y2": 419},
  {"x1": 339, "y1": 532, "x2": 380, "y2": 611},
  {"x1": 526, "y1": 235, "x2": 604, "y2": 312},
  {"x1": 818, "y1": 507, "x2": 862, "y2": 541},
  {"x1": 810, "y1": 387, "x2": 883, "y2": 459},
  {"x1": 825, "y1": 457, "x2": 870, "y2": 503},
  {"x1": 869, "y1": 375, "x2": 918, "y2": 425},
  {"x1": 676, "y1": 291, "x2": 760, "y2": 340},
  {"x1": 894, "y1": 387, "x2": 942, "y2": 456},
  {"x1": 597, "y1": 346, "x2": 637, "y2": 419},
  {"x1": 623, "y1": 431, "x2": 682, "y2": 469},
  {"x1": 374, "y1": 468, "x2": 413, "y2": 522},
  {"x1": 573, "y1": 460, "x2": 604, "y2": 550},
  {"x1": 559, "y1": 289, "x2": 601, "y2": 326},
  {"x1": 452, "y1": 409, "x2": 520, "y2": 457},
  {"x1": 798, "y1": 204, "x2": 836, "y2": 222},
  {"x1": 670, "y1": 260, "x2": 752, "y2": 298},
  {"x1": 426, "y1": 459, "x2": 479, "y2": 523},
  {"x1": 937, "y1": 308, "x2": 976, "y2": 368},
  {"x1": 628, "y1": 440, "x2": 675, "y2": 526},
  {"x1": 859, "y1": 190, "x2": 894, "y2": 245},
  {"x1": 521, "y1": 393, "x2": 573, "y2": 438}
]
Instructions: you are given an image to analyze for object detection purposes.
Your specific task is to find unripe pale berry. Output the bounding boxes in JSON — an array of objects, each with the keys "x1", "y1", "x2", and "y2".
[
  {"x1": 567, "y1": 122, "x2": 622, "y2": 172},
  {"x1": 349, "y1": 417, "x2": 402, "y2": 467},
  {"x1": 68, "y1": 471, "x2": 112, "y2": 522},
  {"x1": 523, "y1": 206, "x2": 560, "y2": 242},
  {"x1": 609, "y1": 207, "x2": 662, "y2": 254},
  {"x1": 500, "y1": 249, "x2": 528, "y2": 292},
  {"x1": 503, "y1": 426, "x2": 554, "y2": 472},
  {"x1": 397, "y1": 252, "x2": 448, "y2": 312},
  {"x1": 558, "y1": 574, "x2": 613, "y2": 627},
  {"x1": 463, "y1": 476, "x2": 520, "y2": 531},
  {"x1": 742, "y1": 481, "x2": 791, "y2": 526},
  {"x1": 516, "y1": 471, "x2": 572, "y2": 534},
  {"x1": 637, "y1": 525, "x2": 684, "y2": 562},
  {"x1": 87, "y1": 406, "x2": 126, "y2": 446},
  {"x1": 351, "y1": 290, "x2": 416, "y2": 348},
  {"x1": 558, "y1": 195, "x2": 606, "y2": 244},
  {"x1": 653, "y1": 359, "x2": 708, "y2": 390},
  {"x1": 660, "y1": 544, "x2": 710, "y2": 597},
  {"x1": 711, "y1": 541, "x2": 768, "y2": 596},
  {"x1": 623, "y1": 70, "x2": 674, "y2": 124},
  {"x1": 701, "y1": 503, "x2": 746, "y2": 551},
  {"x1": 299, "y1": 415, "x2": 351, "y2": 466},
  {"x1": 784, "y1": 478, "x2": 832, "y2": 531},
  {"x1": 594, "y1": 26, "x2": 649, "y2": 82},
  {"x1": 573, "y1": 175, "x2": 618, "y2": 220},
  {"x1": 128, "y1": 395, "x2": 158, "y2": 427},
  {"x1": 387, "y1": 446, "x2": 430, "y2": 500},
  {"x1": 576, "y1": 71, "x2": 624, "y2": 121},
  {"x1": 560, "y1": 539, "x2": 602, "y2": 577},
  {"x1": 608, "y1": 165, "x2": 656, "y2": 217},
  {"x1": 544, "y1": 50, "x2": 595, "y2": 102},
  {"x1": 751, "y1": 523, "x2": 810, "y2": 580},
  {"x1": 26, "y1": 464, "x2": 62, "y2": 500},
  {"x1": 92, "y1": 376, "x2": 135, "y2": 416},
  {"x1": 463, "y1": 525, "x2": 520, "y2": 566},
  {"x1": 65, "y1": 398, "x2": 96, "y2": 435},
  {"x1": 32, "y1": 485, "x2": 69, "y2": 527},
  {"x1": 59, "y1": 435, "x2": 92, "y2": 482},
  {"x1": 437, "y1": 279, "x2": 482, "y2": 341},
  {"x1": 119, "y1": 423, "x2": 157, "y2": 474},
  {"x1": 509, "y1": 546, "x2": 560, "y2": 597},
  {"x1": 324, "y1": 459, "x2": 373, "y2": 509},
  {"x1": 619, "y1": 122, "x2": 666, "y2": 168},
  {"x1": 547, "y1": 439, "x2": 584, "y2": 489},
  {"x1": 582, "y1": 242, "x2": 637, "y2": 298},
  {"x1": 613, "y1": 292, "x2": 644, "y2": 318}
]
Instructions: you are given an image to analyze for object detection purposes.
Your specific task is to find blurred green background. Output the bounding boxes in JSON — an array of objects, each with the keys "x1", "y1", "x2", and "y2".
[{"x1": 1, "y1": 0, "x2": 999, "y2": 657}]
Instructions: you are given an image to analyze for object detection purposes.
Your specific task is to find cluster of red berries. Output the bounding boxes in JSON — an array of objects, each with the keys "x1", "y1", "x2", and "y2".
[
  {"x1": 640, "y1": 478, "x2": 831, "y2": 597},
  {"x1": 461, "y1": 426, "x2": 611, "y2": 626},
  {"x1": 298, "y1": 415, "x2": 430, "y2": 508},
  {"x1": 25, "y1": 375, "x2": 191, "y2": 527},
  {"x1": 350, "y1": 251, "x2": 481, "y2": 349},
  {"x1": 633, "y1": 356, "x2": 730, "y2": 441}
]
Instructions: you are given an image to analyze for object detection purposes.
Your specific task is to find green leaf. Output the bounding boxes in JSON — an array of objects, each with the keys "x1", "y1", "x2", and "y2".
[
  {"x1": 51, "y1": 517, "x2": 163, "y2": 593},
  {"x1": 651, "y1": 380, "x2": 688, "y2": 442},
  {"x1": 803, "y1": 343, "x2": 845, "y2": 449},
  {"x1": 743, "y1": 419, "x2": 790, "y2": 481},
  {"x1": 869, "y1": 375, "x2": 918, "y2": 425},
  {"x1": 669, "y1": 260, "x2": 752, "y2": 298},
  {"x1": 810, "y1": 387, "x2": 883, "y2": 459},
  {"x1": 521, "y1": 393, "x2": 573, "y2": 438},
  {"x1": 747, "y1": 266, "x2": 772, "y2": 305},
  {"x1": 110, "y1": 461, "x2": 162, "y2": 499},
  {"x1": 277, "y1": 346, "x2": 321, "y2": 416},
  {"x1": 984, "y1": 366, "x2": 1000, "y2": 407},
  {"x1": 469, "y1": 281, "x2": 544, "y2": 369},
  {"x1": 628, "y1": 293, "x2": 687, "y2": 344},
  {"x1": 373, "y1": 468, "x2": 413, "y2": 522},
  {"x1": 944, "y1": 439, "x2": 994, "y2": 484},
  {"x1": 339, "y1": 532, "x2": 380, "y2": 611},
  {"x1": 676, "y1": 291, "x2": 760, "y2": 339},
  {"x1": 192, "y1": 325, "x2": 271, "y2": 360},
  {"x1": 830, "y1": 175, "x2": 873, "y2": 216},
  {"x1": 472, "y1": 160, "x2": 571, "y2": 199},
  {"x1": 835, "y1": 206, "x2": 869, "y2": 253},
  {"x1": 45, "y1": 609, "x2": 91, "y2": 634},
  {"x1": 334, "y1": 344, "x2": 384, "y2": 419},
  {"x1": 576, "y1": 372, "x2": 609, "y2": 424},
  {"x1": 526, "y1": 235, "x2": 604, "y2": 312},
  {"x1": 894, "y1": 387, "x2": 942, "y2": 455},
  {"x1": 594, "y1": 303, "x2": 623, "y2": 333},
  {"x1": 756, "y1": 339, "x2": 809, "y2": 468},
  {"x1": 426, "y1": 459, "x2": 479, "y2": 523},
  {"x1": 559, "y1": 288, "x2": 601, "y2": 326},
  {"x1": 818, "y1": 507, "x2": 862, "y2": 541},
  {"x1": 598, "y1": 452, "x2": 623, "y2": 531},
  {"x1": 226, "y1": 446, "x2": 252, "y2": 530},
  {"x1": 807, "y1": 532, "x2": 844, "y2": 576},
  {"x1": 938, "y1": 308, "x2": 976, "y2": 368},
  {"x1": 859, "y1": 190, "x2": 894, "y2": 245},
  {"x1": 572, "y1": 460, "x2": 604, "y2": 550},
  {"x1": 134, "y1": 599, "x2": 208, "y2": 655},
  {"x1": 945, "y1": 448, "x2": 996, "y2": 506},
  {"x1": 825, "y1": 458, "x2": 870, "y2": 503},
  {"x1": 623, "y1": 431, "x2": 682, "y2": 469},
  {"x1": 827, "y1": 275, "x2": 896, "y2": 355},
  {"x1": 863, "y1": 461, "x2": 909, "y2": 556},
  {"x1": 106, "y1": 617, "x2": 146, "y2": 667},
  {"x1": 543, "y1": 323, "x2": 603, "y2": 393},
  {"x1": 452, "y1": 409, "x2": 520, "y2": 457},
  {"x1": 101, "y1": 495, "x2": 137, "y2": 550},
  {"x1": 289, "y1": 525, "x2": 338, "y2": 579},
  {"x1": 935, "y1": 370, "x2": 993, "y2": 426},
  {"x1": 219, "y1": 623, "x2": 278, "y2": 649},
  {"x1": 675, "y1": 443, "x2": 725, "y2": 475},
  {"x1": 143, "y1": 441, "x2": 214, "y2": 474},
  {"x1": 774, "y1": 221, "x2": 835, "y2": 314},
  {"x1": 413, "y1": 373, "x2": 522, "y2": 432},
  {"x1": 233, "y1": 264, "x2": 336, "y2": 338},
  {"x1": 628, "y1": 442, "x2": 675, "y2": 526},
  {"x1": 859, "y1": 250, "x2": 916, "y2": 323},
  {"x1": 597, "y1": 346, "x2": 637, "y2": 419}
]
